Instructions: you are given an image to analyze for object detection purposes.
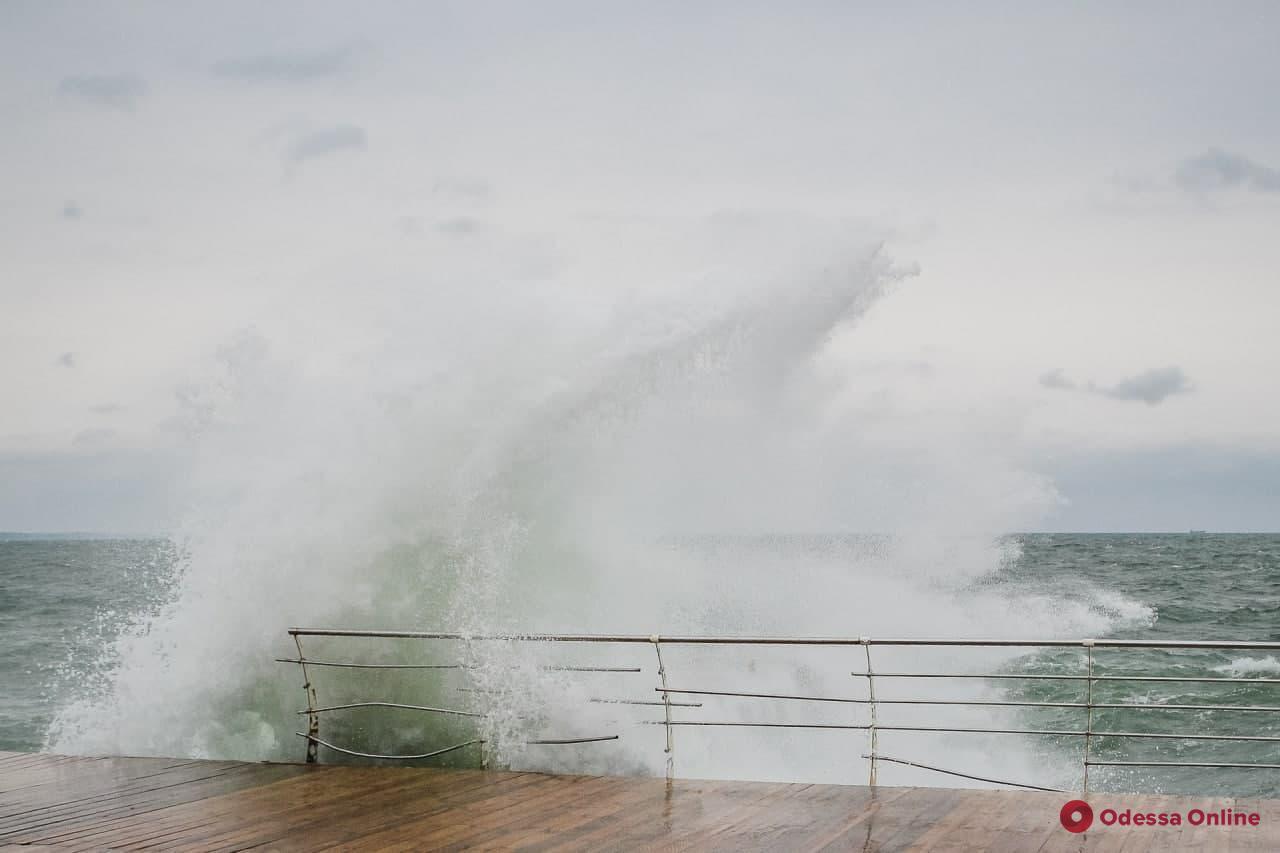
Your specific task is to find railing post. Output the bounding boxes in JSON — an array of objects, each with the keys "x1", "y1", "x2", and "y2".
[
  {"x1": 651, "y1": 635, "x2": 674, "y2": 780},
  {"x1": 1082, "y1": 639, "x2": 1095, "y2": 793},
  {"x1": 294, "y1": 634, "x2": 320, "y2": 764},
  {"x1": 861, "y1": 637, "x2": 879, "y2": 786}
]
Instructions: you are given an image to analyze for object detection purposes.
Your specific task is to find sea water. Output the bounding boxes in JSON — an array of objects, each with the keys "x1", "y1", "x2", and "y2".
[{"x1": 3, "y1": 532, "x2": 1277, "y2": 797}]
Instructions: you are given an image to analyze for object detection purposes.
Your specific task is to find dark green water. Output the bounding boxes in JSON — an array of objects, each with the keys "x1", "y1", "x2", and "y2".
[
  {"x1": 991, "y1": 533, "x2": 1280, "y2": 796},
  {"x1": 2, "y1": 533, "x2": 1278, "y2": 796},
  {"x1": 0, "y1": 536, "x2": 180, "y2": 753}
]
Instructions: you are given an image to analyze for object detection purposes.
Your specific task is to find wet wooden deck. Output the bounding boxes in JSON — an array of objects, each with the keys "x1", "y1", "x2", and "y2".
[{"x1": 2, "y1": 750, "x2": 1277, "y2": 851}]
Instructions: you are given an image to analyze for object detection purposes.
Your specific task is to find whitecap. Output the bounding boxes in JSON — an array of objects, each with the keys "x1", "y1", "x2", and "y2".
[{"x1": 1213, "y1": 656, "x2": 1280, "y2": 676}]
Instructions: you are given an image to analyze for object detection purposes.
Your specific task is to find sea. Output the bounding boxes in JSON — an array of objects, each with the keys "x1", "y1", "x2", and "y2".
[{"x1": 2, "y1": 532, "x2": 1278, "y2": 797}]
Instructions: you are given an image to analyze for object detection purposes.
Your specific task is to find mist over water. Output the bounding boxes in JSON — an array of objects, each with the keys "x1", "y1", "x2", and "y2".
[{"x1": 43, "y1": 216, "x2": 1122, "y2": 786}]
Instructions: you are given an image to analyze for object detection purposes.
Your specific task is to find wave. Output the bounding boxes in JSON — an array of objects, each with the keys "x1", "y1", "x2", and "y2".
[
  {"x1": 1213, "y1": 656, "x2": 1280, "y2": 676},
  {"x1": 47, "y1": 215, "x2": 1076, "y2": 787}
]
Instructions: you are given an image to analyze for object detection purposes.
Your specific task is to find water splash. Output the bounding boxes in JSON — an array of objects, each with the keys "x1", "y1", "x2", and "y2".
[
  {"x1": 48, "y1": 215, "x2": 1081, "y2": 786},
  {"x1": 1214, "y1": 656, "x2": 1280, "y2": 676}
]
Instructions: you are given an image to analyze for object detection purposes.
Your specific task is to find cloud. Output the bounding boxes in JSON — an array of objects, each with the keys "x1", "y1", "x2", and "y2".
[
  {"x1": 58, "y1": 75, "x2": 147, "y2": 108},
  {"x1": 286, "y1": 125, "x2": 367, "y2": 163},
  {"x1": 212, "y1": 46, "x2": 357, "y2": 82},
  {"x1": 1174, "y1": 149, "x2": 1280, "y2": 194},
  {"x1": 431, "y1": 177, "x2": 493, "y2": 202},
  {"x1": 73, "y1": 428, "x2": 117, "y2": 448},
  {"x1": 1038, "y1": 368, "x2": 1075, "y2": 390},
  {"x1": 1040, "y1": 366, "x2": 1193, "y2": 405},
  {"x1": 436, "y1": 217, "x2": 482, "y2": 236},
  {"x1": 849, "y1": 359, "x2": 934, "y2": 380},
  {"x1": 1101, "y1": 366, "x2": 1192, "y2": 405},
  {"x1": 56, "y1": 352, "x2": 76, "y2": 368}
]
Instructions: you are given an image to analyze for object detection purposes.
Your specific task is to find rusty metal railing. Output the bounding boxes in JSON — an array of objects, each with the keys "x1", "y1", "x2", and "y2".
[{"x1": 279, "y1": 630, "x2": 1280, "y2": 793}]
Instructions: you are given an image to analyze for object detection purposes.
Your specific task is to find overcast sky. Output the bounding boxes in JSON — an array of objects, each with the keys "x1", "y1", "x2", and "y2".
[{"x1": 1, "y1": 1, "x2": 1278, "y2": 533}]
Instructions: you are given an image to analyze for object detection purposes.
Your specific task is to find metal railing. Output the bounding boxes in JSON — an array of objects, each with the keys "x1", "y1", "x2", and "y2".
[{"x1": 279, "y1": 630, "x2": 1280, "y2": 793}]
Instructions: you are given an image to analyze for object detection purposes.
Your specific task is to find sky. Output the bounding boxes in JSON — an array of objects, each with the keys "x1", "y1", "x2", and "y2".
[{"x1": 1, "y1": 1, "x2": 1278, "y2": 533}]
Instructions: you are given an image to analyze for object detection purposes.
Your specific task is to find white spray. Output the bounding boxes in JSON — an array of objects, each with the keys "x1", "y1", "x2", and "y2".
[{"x1": 47, "y1": 214, "x2": 1125, "y2": 788}]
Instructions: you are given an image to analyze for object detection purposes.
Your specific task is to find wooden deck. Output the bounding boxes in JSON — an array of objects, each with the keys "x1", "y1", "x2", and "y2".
[{"x1": 2, "y1": 751, "x2": 1277, "y2": 851}]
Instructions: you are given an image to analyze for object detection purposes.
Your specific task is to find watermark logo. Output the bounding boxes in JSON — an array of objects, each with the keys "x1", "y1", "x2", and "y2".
[
  {"x1": 1060, "y1": 800, "x2": 1093, "y2": 833},
  {"x1": 1059, "y1": 800, "x2": 1261, "y2": 832}
]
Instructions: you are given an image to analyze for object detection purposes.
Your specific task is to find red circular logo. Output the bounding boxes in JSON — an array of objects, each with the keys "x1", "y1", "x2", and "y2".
[{"x1": 1060, "y1": 800, "x2": 1093, "y2": 833}]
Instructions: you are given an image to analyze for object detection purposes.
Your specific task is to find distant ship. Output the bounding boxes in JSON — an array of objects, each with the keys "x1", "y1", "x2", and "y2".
[{"x1": 1189, "y1": 529, "x2": 1208, "y2": 534}]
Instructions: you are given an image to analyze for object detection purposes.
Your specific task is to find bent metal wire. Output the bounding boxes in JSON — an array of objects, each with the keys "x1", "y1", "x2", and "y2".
[{"x1": 279, "y1": 630, "x2": 1280, "y2": 793}]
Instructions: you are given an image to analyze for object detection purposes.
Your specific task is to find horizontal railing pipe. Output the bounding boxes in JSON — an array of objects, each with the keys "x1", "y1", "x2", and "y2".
[
  {"x1": 275, "y1": 657, "x2": 640, "y2": 673},
  {"x1": 277, "y1": 658, "x2": 465, "y2": 670},
  {"x1": 1086, "y1": 760, "x2": 1280, "y2": 769},
  {"x1": 589, "y1": 698, "x2": 703, "y2": 707},
  {"x1": 288, "y1": 629, "x2": 1280, "y2": 650},
  {"x1": 295, "y1": 733, "x2": 485, "y2": 761},
  {"x1": 660, "y1": 687, "x2": 1280, "y2": 714},
  {"x1": 648, "y1": 721, "x2": 1280, "y2": 742},
  {"x1": 298, "y1": 702, "x2": 484, "y2": 717},
  {"x1": 527, "y1": 735, "x2": 620, "y2": 745},
  {"x1": 850, "y1": 671, "x2": 1280, "y2": 685}
]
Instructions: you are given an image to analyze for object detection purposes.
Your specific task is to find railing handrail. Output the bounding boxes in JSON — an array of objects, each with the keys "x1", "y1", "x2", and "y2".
[
  {"x1": 286, "y1": 628, "x2": 1280, "y2": 650},
  {"x1": 281, "y1": 627, "x2": 1280, "y2": 794}
]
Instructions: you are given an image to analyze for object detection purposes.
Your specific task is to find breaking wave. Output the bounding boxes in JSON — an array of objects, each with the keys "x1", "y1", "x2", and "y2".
[{"x1": 47, "y1": 215, "x2": 1108, "y2": 787}]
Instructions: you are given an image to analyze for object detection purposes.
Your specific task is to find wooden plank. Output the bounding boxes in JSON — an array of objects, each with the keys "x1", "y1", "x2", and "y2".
[
  {"x1": 414, "y1": 773, "x2": 629, "y2": 849},
  {"x1": 111, "y1": 768, "x2": 509, "y2": 851},
  {"x1": 850, "y1": 786, "x2": 964, "y2": 851},
  {"x1": 0, "y1": 762, "x2": 301, "y2": 844},
  {"x1": 958, "y1": 790, "x2": 1062, "y2": 853},
  {"x1": 346, "y1": 772, "x2": 621, "y2": 850},
  {"x1": 685, "y1": 780, "x2": 859, "y2": 852},
  {"x1": 516, "y1": 777, "x2": 741, "y2": 852},
  {"x1": 3, "y1": 752, "x2": 1280, "y2": 851},
  {"x1": 269, "y1": 770, "x2": 545, "y2": 852},
  {"x1": 53, "y1": 766, "x2": 384, "y2": 851},
  {"x1": 782, "y1": 784, "x2": 902, "y2": 851},
  {"x1": 163, "y1": 768, "x2": 545, "y2": 852},
  {"x1": 589, "y1": 778, "x2": 793, "y2": 852},
  {"x1": 812, "y1": 786, "x2": 954, "y2": 851},
  {"x1": 497, "y1": 775, "x2": 678, "y2": 851},
  {"x1": 0, "y1": 759, "x2": 249, "y2": 825}
]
